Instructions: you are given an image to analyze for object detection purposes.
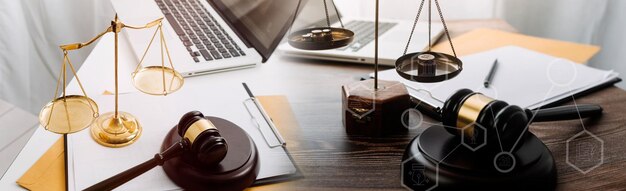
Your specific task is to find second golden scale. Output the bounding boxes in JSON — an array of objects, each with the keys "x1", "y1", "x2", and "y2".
[{"x1": 38, "y1": 15, "x2": 184, "y2": 148}]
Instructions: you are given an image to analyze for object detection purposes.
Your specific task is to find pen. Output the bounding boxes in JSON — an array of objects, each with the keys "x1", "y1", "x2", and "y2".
[
  {"x1": 242, "y1": 83, "x2": 286, "y2": 147},
  {"x1": 484, "y1": 59, "x2": 498, "y2": 88}
]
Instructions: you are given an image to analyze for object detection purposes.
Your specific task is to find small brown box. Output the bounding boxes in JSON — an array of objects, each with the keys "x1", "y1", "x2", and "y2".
[{"x1": 342, "y1": 79, "x2": 411, "y2": 137}]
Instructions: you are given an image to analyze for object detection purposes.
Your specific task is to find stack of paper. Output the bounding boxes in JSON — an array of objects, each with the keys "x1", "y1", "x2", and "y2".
[
  {"x1": 377, "y1": 46, "x2": 620, "y2": 110},
  {"x1": 66, "y1": 82, "x2": 298, "y2": 190}
]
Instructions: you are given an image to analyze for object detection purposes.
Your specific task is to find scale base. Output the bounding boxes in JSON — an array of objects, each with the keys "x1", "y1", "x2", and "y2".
[
  {"x1": 90, "y1": 111, "x2": 142, "y2": 148},
  {"x1": 401, "y1": 125, "x2": 556, "y2": 190}
]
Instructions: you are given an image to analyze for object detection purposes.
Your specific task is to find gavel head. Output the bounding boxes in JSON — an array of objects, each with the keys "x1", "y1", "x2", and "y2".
[
  {"x1": 177, "y1": 111, "x2": 228, "y2": 167},
  {"x1": 441, "y1": 89, "x2": 530, "y2": 148}
]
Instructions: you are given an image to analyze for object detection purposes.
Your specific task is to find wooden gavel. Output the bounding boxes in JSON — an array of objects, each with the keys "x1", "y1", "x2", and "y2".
[{"x1": 84, "y1": 111, "x2": 228, "y2": 191}]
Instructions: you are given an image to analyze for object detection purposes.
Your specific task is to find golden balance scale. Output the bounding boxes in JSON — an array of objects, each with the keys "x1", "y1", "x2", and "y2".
[
  {"x1": 39, "y1": 15, "x2": 184, "y2": 148},
  {"x1": 286, "y1": 0, "x2": 462, "y2": 136}
]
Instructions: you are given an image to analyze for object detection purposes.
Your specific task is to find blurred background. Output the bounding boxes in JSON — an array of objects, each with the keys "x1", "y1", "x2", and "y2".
[{"x1": 0, "y1": 0, "x2": 624, "y2": 115}]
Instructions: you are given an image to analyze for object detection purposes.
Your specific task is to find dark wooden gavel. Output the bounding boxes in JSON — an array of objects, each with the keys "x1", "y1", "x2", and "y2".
[{"x1": 84, "y1": 111, "x2": 228, "y2": 191}]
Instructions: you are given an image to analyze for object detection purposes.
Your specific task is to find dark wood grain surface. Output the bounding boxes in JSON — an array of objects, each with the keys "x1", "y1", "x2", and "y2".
[{"x1": 250, "y1": 19, "x2": 625, "y2": 190}]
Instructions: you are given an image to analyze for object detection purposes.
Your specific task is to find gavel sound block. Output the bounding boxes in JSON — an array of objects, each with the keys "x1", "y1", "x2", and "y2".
[
  {"x1": 402, "y1": 125, "x2": 556, "y2": 190},
  {"x1": 161, "y1": 116, "x2": 259, "y2": 191},
  {"x1": 342, "y1": 79, "x2": 410, "y2": 136}
]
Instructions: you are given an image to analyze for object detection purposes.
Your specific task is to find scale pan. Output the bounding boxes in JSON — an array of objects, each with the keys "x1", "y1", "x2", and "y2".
[
  {"x1": 288, "y1": 27, "x2": 354, "y2": 50},
  {"x1": 39, "y1": 95, "x2": 99, "y2": 134},
  {"x1": 132, "y1": 66, "x2": 184, "y2": 96},
  {"x1": 395, "y1": 52, "x2": 463, "y2": 83}
]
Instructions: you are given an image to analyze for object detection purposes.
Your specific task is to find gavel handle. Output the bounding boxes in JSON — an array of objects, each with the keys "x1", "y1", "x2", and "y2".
[
  {"x1": 527, "y1": 104, "x2": 603, "y2": 122},
  {"x1": 84, "y1": 140, "x2": 188, "y2": 191}
]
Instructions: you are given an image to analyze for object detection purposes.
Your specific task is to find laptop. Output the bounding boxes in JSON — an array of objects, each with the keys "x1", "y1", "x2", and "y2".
[
  {"x1": 278, "y1": 0, "x2": 444, "y2": 66},
  {"x1": 111, "y1": 0, "x2": 299, "y2": 77}
]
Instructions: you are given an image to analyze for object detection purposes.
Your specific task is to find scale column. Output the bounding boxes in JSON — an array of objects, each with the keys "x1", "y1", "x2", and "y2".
[
  {"x1": 90, "y1": 15, "x2": 143, "y2": 148},
  {"x1": 341, "y1": 0, "x2": 411, "y2": 137}
]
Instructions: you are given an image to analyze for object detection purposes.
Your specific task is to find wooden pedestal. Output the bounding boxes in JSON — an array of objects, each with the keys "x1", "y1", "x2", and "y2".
[
  {"x1": 402, "y1": 125, "x2": 556, "y2": 190},
  {"x1": 161, "y1": 116, "x2": 259, "y2": 191},
  {"x1": 342, "y1": 79, "x2": 411, "y2": 137}
]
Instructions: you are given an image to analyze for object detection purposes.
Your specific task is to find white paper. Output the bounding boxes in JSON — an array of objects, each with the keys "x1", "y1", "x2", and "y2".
[
  {"x1": 67, "y1": 81, "x2": 296, "y2": 191},
  {"x1": 377, "y1": 46, "x2": 619, "y2": 110}
]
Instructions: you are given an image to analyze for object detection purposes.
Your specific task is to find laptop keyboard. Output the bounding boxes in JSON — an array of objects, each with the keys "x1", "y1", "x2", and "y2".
[
  {"x1": 156, "y1": 0, "x2": 245, "y2": 63},
  {"x1": 337, "y1": 20, "x2": 397, "y2": 52}
]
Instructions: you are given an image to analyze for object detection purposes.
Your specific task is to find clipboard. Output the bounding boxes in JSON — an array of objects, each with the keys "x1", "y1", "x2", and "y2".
[
  {"x1": 24, "y1": 81, "x2": 303, "y2": 190},
  {"x1": 241, "y1": 83, "x2": 303, "y2": 185}
]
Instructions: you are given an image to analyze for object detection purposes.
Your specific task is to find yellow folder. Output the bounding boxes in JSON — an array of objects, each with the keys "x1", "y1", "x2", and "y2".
[
  {"x1": 16, "y1": 136, "x2": 66, "y2": 191},
  {"x1": 430, "y1": 28, "x2": 600, "y2": 63}
]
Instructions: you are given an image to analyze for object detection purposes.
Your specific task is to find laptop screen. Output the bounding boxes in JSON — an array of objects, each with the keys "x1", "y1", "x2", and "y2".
[{"x1": 209, "y1": 0, "x2": 304, "y2": 62}]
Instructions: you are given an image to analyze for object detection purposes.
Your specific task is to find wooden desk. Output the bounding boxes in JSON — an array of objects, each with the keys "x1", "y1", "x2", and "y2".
[{"x1": 254, "y1": 19, "x2": 626, "y2": 190}]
